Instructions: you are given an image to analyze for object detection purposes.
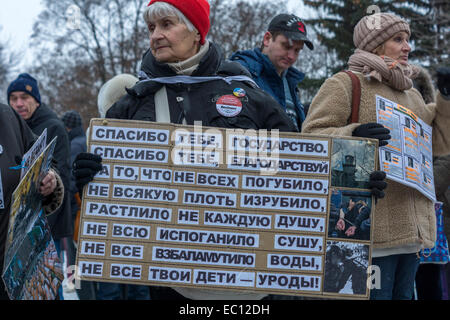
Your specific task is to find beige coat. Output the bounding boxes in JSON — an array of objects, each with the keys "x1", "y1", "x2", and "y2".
[{"x1": 302, "y1": 71, "x2": 450, "y2": 250}]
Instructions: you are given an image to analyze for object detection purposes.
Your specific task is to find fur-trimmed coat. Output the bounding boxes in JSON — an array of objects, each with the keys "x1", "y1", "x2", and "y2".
[{"x1": 302, "y1": 71, "x2": 450, "y2": 251}]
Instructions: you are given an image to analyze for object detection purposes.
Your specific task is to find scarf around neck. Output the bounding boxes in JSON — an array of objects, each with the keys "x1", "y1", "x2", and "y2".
[
  {"x1": 167, "y1": 41, "x2": 210, "y2": 76},
  {"x1": 348, "y1": 49, "x2": 420, "y2": 91}
]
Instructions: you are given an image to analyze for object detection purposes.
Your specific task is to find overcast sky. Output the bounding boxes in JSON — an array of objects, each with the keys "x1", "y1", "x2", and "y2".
[
  {"x1": 0, "y1": 0, "x2": 44, "y2": 68},
  {"x1": 0, "y1": 0, "x2": 311, "y2": 71}
]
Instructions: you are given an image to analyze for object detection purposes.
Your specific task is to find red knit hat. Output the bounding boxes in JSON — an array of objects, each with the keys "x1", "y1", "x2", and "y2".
[{"x1": 147, "y1": 0, "x2": 210, "y2": 45}]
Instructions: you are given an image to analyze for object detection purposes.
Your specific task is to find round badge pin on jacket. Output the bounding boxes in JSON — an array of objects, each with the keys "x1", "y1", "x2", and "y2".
[
  {"x1": 216, "y1": 95, "x2": 243, "y2": 117},
  {"x1": 233, "y1": 88, "x2": 246, "y2": 98}
]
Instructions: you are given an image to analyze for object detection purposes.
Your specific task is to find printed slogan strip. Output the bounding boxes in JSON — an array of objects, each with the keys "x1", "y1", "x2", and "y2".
[{"x1": 76, "y1": 119, "x2": 378, "y2": 299}]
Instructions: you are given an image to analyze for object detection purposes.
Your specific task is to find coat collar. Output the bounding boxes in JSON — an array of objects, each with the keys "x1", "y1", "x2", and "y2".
[{"x1": 231, "y1": 48, "x2": 305, "y2": 83}]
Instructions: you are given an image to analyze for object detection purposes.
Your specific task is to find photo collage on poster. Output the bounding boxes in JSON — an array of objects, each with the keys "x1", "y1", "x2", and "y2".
[
  {"x1": 2, "y1": 211, "x2": 63, "y2": 300},
  {"x1": 323, "y1": 138, "x2": 376, "y2": 297}
]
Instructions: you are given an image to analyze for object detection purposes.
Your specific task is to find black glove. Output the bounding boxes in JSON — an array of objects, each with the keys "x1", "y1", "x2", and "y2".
[
  {"x1": 352, "y1": 123, "x2": 391, "y2": 147},
  {"x1": 369, "y1": 171, "x2": 387, "y2": 200},
  {"x1": 73, "y1": 153, "x2": 103, "y2": 193},
  {"x1": 437, "y1": 67, "x2": 450, "y2": 97}
]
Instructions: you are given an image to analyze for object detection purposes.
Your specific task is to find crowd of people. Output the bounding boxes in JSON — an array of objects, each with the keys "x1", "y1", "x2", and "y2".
[{"x1": 1, "y1": 0, "x2": 450, "y2": 300}]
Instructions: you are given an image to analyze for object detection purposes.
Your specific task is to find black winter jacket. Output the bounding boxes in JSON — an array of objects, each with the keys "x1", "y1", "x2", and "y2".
[
  {"x1": 0, "y1": 105, "x2": 36, "y2": 297},
  {"x1": 106, "y1": 43, "x2": 297, "y2": 133},
  {"x1": 26, "y1": 104, "x2": 73, "y2": 239}
]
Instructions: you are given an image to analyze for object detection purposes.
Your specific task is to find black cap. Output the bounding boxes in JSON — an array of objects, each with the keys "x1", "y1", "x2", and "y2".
[{"x1": 268, "y1": 14, "x2": 314, "y2": 50}]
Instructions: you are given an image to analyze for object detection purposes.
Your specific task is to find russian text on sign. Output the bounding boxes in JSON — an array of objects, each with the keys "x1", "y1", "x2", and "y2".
[
  {"x1": 86, "y1": 201, "x2": 172, "y2": 222},
  {"x1": 204, "y1": 211, "x2": 272, "y2": 229},
  {"x1": 148, "y1": 266, "x2": 192, "y2": 283},
  {"x1": 157, "y1": 227, "x2": 259, "y2": 248},
  {"x1": 92, "y1": 126, "x2": 169, "y2": 144},
  {"x1": 152, "y1": 246, "x2": 255, "y2": 267},
  {"x1": 241, "y1": 194, "x2": 327, "y2": 213},
  {"x1": 228, "y1": 155, "x2": 329, "y2": 174},
  {"x1": 194, "y1": 269, "x2": 255, "y2": 287},
  {"x1": 229, "y1": 135, "x2": 329, "y2": 156},
  {"x1": 243, "y1": 175, "x2": 329, "y2": 194},
  {"x1": 256, "y1": 272, "x2": 321, "y2": 292},
  {"x1": 91, "y1": 145, "x2": 169, "y2": 163}
]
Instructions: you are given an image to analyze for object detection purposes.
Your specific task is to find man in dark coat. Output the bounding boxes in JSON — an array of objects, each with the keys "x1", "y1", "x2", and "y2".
[
  {"x1": 61, "y1": 110, "x2": 97, "y2": 300},
  {"x1": 230, "y1": 14, "x2": 314, "y2": 131},
  {"x1": 0, "y1": 103, "x2": 64, "y2": 299},
  {"x1": 7, "y1": 74, "x2": 73, "y2": 246}
]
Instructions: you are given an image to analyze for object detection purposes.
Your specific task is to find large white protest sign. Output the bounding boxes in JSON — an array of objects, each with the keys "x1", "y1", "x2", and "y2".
[{"x1": 76, "y1": 119, "x2": 378, "y2": 299}]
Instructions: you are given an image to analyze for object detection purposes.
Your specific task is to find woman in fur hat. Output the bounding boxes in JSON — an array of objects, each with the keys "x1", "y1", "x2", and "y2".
[{"x1": 302, "y1": 13, "x2": 450, "y2": 300}]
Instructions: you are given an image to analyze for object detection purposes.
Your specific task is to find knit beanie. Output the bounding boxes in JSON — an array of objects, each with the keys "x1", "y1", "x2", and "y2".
[
  {"x1": 147, "y1": 0, "x2": 210, "y2": 45},
  {"x1": 353, "y1": 13, "x2": 410, "y2": 53},
  {"x1": 61, "y1": 110, "x2": 83, "y2": 129},
  {"x1": 7, "y1": 73, "x2": 41, "y2": 105}
]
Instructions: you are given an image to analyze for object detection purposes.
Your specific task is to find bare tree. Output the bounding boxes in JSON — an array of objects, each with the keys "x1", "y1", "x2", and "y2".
[
  {"x1": 0, "y1": 26, "x2": 22, "y2": 103},
  {"x1": 30, "y1": 0, "x2": 149, "y2": 123},
  {"x1": 209, "y1": 0, "x2": 288, "y2": 58},
  {"x1": 29, "y1": 0, "x2": 292, "y2": 124},
  {"x1": 294, "y1": 29, "x2": 341, "y2": 104}
]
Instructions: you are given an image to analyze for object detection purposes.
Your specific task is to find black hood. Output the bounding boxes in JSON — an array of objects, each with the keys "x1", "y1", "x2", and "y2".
[
  {"x1": 131, "y1": 42, "x2": 252, "y2": 98},
  {"x1": 140, "y1": 41, "x2": 223, "y2": 78},
  {"x1": 130, "y1": 42, "x2": 224, "y2": 98},
  {"x1": 68, "y1": 125, "x2": 85, "y2": 141}
]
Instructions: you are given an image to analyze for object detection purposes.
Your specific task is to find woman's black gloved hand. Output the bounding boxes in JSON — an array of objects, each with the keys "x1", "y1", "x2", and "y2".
[
  {"x1": 73, "y1": 152, "x2": 103, "y2": 194},
  {"x1": 352, "y1": 123, "x2": 391, "y2": 147},
  {"x1": 437, "y1": 67, "x2": 450, "y2": 97},
  {"x1": 369, "y1": 171, "x2": 387, "y2": 200}
]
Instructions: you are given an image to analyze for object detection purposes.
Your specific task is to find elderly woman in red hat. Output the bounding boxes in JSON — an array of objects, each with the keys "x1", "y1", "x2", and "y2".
[
  {"x1": 73, "y1": 0, "x2": 297, "y2": 300},
  {"x1": 302, "y1": 12, "x2": 450, "y2": 300}
]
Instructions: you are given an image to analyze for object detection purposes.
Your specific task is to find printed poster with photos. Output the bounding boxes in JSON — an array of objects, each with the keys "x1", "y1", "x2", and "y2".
[
  {"x1": 2, "y1": 136, "x2": 64, "y2": 300},
  {"x1": 76, "y1": 119, "x2": 378, "y2": 299},
  {"x1": 376, "y1": 95, "x2": 436, "y2": 202}
]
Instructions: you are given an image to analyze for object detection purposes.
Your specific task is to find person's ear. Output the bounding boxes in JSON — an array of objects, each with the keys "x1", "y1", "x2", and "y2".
[{"x1": 262, "y1": 31, "x2": 273, "y2": 48}]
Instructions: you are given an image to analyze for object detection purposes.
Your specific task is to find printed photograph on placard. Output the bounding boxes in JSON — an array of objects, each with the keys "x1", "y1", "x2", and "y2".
[
  {"x1": 2, "y1": 211, "x2": 63, "y2": 300},
  {"x1": 377, "y1": 98, "x2": 402, "y2": 153},
  {"x1": 328, "y1": 189, "x2": 372, "y2": 241},
  {"x1": 402, "y1": 115, "x2": 421, "y2": 162},
  {"x1": 323, "y1": 241, "x2": 369, "y2": 295},
  {"x1": 404, "y1": 155, "x2": 420, "y2": 185},
  {"x1": 4, "y1": 138, "x2": 56, "y2": 270},
  {"x1": 331, "y1": 138, "x2": 376, "y2": 189},
  {"x1": 380, "y1": 149, "x2": 403, "y2": 179}
]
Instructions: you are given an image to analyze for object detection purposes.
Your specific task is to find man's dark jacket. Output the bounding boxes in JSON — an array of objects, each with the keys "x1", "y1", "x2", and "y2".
[
  {"x1": 107, "y1": 43, "x2": 297, "y2": 133},
  {"x1": 0, "y1": 104, "x2": 36, "y2": 299},
  {"x1": 230, "y1": 48, "x2": 306, "y2": 128},
  {"x1": 26, "y1": 104, "x2": 73, "y2": 239}
]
